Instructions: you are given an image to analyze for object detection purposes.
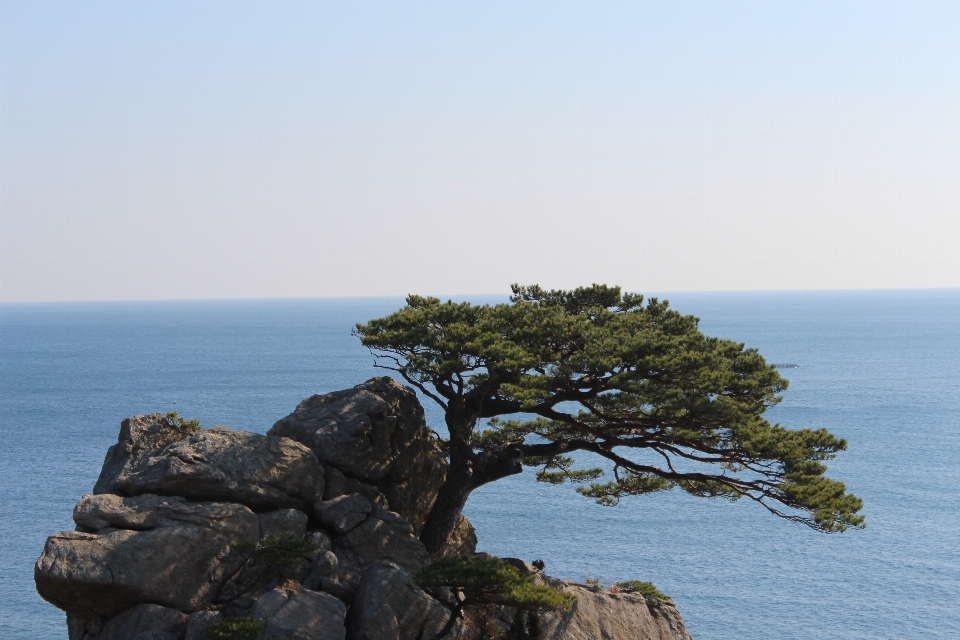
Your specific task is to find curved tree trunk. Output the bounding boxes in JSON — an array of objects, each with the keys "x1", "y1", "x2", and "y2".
[
  {"x1": 420, "y1": 438, "x2": 474, "y2": 555},
  {"x1": 420, "y1": 411, "x2": 525, "y2": 555}
]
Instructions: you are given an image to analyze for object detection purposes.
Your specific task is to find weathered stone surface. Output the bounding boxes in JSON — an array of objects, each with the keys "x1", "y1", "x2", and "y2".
[
  {"x1": 75, "y1": 604, "x2": 187, "y2": 640},
  {"x1": 67, "y1": 613, "x2": 88, "y2": 640},
  {"x1": 533, "y1": 584, "x2": 692, "y2": 640},
  {"x1": 317, "y1": 577, "x2": 358, "y2": 605},
  {"x1": 35, "y1": 494, "x2": 259, "y2": 620},
  {"x1": 304, "y1": 548, "x2": 363, "y2": 604},
  {"x1": 337, "y1": 503, "x2": 430, "y2": 574},
  {"x1": 315, "y1": 494, "x2": 373, "y2": 534},
  {"x1": 323, "y1": 467, "x2": 388, "y2": 507},
  {"x1": 303, "y1": 551, "x2": 340, "y2": 591},
  {"x1": 258, "y1": 509, "x2": 308, "y2": 540},
  {"x1": 314, "y1": 550, "x2": 340, "y2": 574},
  {"x1": 253, "y1": 586, "x2": 347, "y2": 640},
  {"x1": 37, "y1": 382, "x2": 693, "y2": 640},
  {"x1": 184, "y1": 611, "x2": 221, "y2": 640},
  {"x1": 94, "y1": 415, "x2": 325, "y2": 512},
  {"x1": 445, "y1": 514, "x2": 478, "y2": 556},
  {"x1": 269, "y1": 377, "x2": 446, "y2": 533},
  {"x1": 346, "y1": 562, "x2": 456, "y2": 640},
  {"x1": 308, "y1": 531, "x2": 333, "y2": 557}
]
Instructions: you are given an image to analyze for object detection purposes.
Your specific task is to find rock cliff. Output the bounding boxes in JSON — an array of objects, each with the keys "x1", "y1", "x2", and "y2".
[{"x1": 36, "y1": 377, "x2": 692, "y2": 640}]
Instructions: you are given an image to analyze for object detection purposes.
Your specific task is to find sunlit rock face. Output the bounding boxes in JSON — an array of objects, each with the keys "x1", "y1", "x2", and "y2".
[{"x1": 36, "y1": 377, "x2": 691, "y2": 640}]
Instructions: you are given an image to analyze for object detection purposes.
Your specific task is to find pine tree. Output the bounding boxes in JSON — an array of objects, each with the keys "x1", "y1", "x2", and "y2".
[{"x1": 355, "y1": 284, "x2": 864, "y2": 554}]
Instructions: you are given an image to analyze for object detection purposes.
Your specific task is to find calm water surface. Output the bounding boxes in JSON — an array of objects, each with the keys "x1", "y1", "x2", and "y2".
[{"x1": 1, "y1": 290, "x2": 958, "y2": 639}]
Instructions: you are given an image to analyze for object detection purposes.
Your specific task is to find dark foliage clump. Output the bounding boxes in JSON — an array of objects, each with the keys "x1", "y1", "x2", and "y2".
[
  {"x1": 416, "y1": 554, "x2": 572, "y2": 640},
  {"x1": 203, "y1": 616, "x2": 263, "y2": 640},
  {"x1": 615, "y1": 580, "x2": 670, "y2": 600},
  {"x1": 163, "y1": 411, "x2": 201, "y2": 433}
]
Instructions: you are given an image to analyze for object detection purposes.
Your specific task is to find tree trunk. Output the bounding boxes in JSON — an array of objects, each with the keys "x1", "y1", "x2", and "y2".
[
  {"x1": 420, "y1": 439, "x2": 474, "y2": 555},
  {"x1": 471, "y1": 445, "x2": 523, "y2": 490},
  {"x1": 420, "y1": 413, "x2": 525, "y2": 555},
  {"x1": 420, "y1": 409, "x2": 479, "y2": 555}
]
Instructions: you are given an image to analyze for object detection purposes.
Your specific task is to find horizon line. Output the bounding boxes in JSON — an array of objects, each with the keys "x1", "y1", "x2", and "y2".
[{"x1": 3, "y1": 285, "x2": 959, "y2": 306}]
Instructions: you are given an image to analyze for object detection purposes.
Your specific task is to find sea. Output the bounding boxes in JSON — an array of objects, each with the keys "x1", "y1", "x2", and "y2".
[{"x1": 1, "y1": 289, "x2": 958, "y2": 639}]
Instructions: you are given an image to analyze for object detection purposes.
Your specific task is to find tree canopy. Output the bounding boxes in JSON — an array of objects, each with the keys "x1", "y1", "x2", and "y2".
[{"x1": 355, "y1": 284, "x2": 864, "y2": 554}]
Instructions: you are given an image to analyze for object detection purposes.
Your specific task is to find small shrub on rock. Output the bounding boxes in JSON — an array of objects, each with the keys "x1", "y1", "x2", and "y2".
[
  {"x1": 615, "y1": 580, "x2": 670, "y2": 600},
  {"x1": 232, "y1": 534, "x2": 319, "y2": 571},
  {"x1": 203, "y1": 615, "x2": 263, "y2": 640},
  {"x1": 222, "y1": 534, "x2": 319, "y2": 602},
  {"x1": 418, "y1": 554, "x2": 572, "y2": 610},
  {"x1": 163, "y1": 411, "x2": 200, "y2": 433},
  {"x1": 417, "y1": 554, "x2": 573, "y2": 640}
]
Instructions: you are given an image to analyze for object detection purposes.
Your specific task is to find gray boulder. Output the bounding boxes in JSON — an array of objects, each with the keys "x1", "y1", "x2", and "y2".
[
  {"x1": 35, "y1": 494, "x2": 259, "y2": 621},
  {"x1": 315, "y1": 493, "x2": 374, "y2": 534},
  {"x1": 94, "y1": 415, "x2": 325, "y2": 512},
  {"x1": 36, "y1": 382, "x2": 695, "y2": 640},
  {"x1": 533, "y1": 583, "x2": 692, "y2": 640},
  {"x1": 258, "y1": 508, "x2": 309, "y2": 540},
  {"x1": 67, "y1": 614, "x2": 90, "y2": 640},
  {"x1": 308, "y1": 531, "x2": 333, "y2": 556},
  {"x1": 309, "y1": 548, "x2": 363, "y2": 604},
  {"x1": 463, "y1": 569, "x2": 691, "y2": 640},
  {"x1": 315, "y1": 576, "x2": 360, "y2": 605},
  {"x1": 323, "y1": 466, "x2": 388, "y2": 507},
  {"x1": 347, "y1": 562, "x2": 457, "y2": 640},
  {"x1": 445, "y1": 514, "x2": 478, "y2": 556},
  {"x1": 269, "y1": 377, "x2": 446, "y2": 533},
  {"x1": 70, "y1": 604, "x2": 187, "y2": 640},
  {"x1": 253, "y1": 586, "x2": 347, "y2": 640},
  {"x1": 184, "y1": 611, "x2": 222, "y2": 640},
  {"x1": 303, "y1": 550, "x2": 340, "y2": 592},
  {"x1": 331, "y1": 497, "x2": 430, "y2": 574}
]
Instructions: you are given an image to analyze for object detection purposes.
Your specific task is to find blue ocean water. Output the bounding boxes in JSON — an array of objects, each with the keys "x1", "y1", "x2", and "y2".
[{"x1": 1, "y1": 290, "x2": 958, "y2": 639}]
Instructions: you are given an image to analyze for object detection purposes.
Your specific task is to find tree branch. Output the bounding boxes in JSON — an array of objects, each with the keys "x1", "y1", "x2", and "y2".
[
  {"x1": 386, "y1": 367, "x2": 448, "y2": 410},
  {"x1": 469, "y1": 444, "x2": 524, "y2": 489}
]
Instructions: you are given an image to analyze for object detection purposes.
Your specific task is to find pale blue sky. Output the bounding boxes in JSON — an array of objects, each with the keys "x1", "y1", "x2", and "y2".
[{"x1": 2, "y1": 0, "x2": 958, "y2": 301}]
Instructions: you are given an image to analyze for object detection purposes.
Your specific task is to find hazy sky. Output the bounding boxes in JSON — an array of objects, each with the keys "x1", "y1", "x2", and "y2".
[{"x1": 2, "y1": 1, "x2": 958, "y2": 302}]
